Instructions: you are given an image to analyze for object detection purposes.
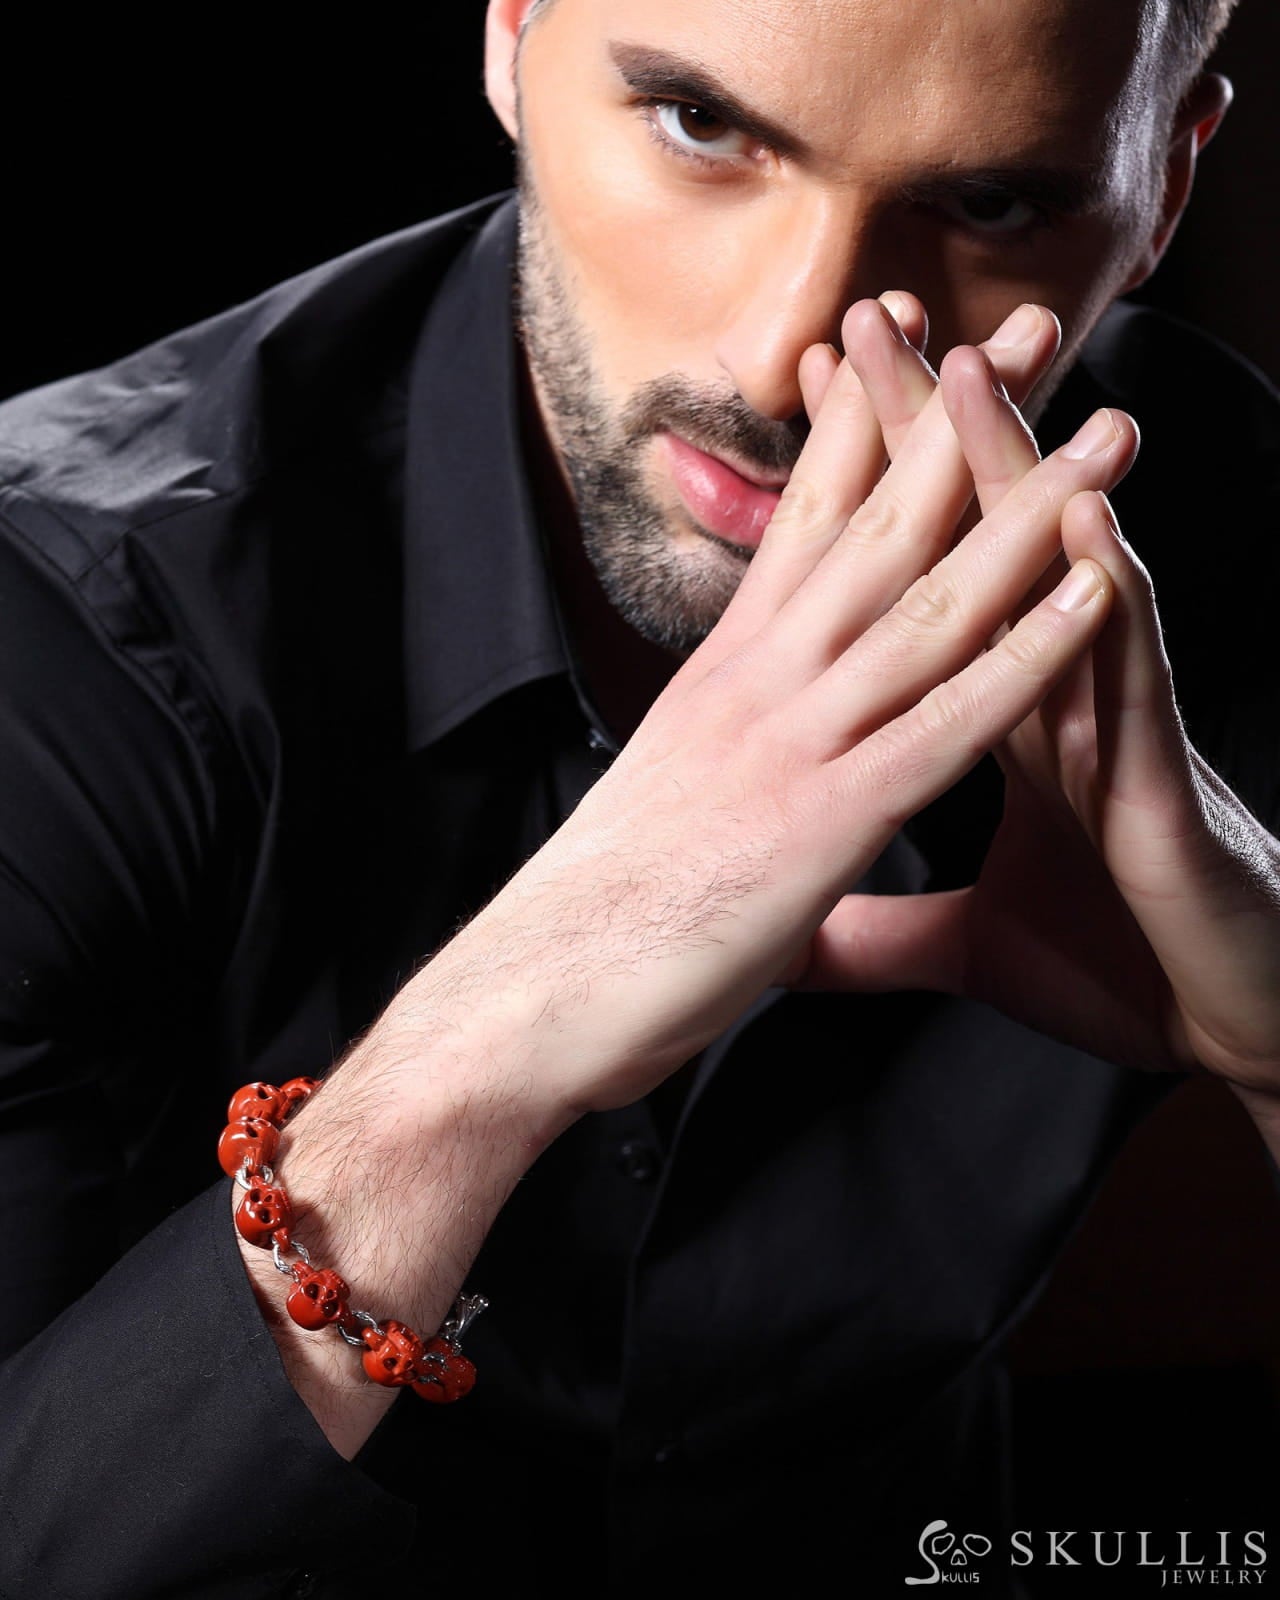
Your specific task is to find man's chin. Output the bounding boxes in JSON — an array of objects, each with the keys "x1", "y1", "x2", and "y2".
[{"x1": 577, "y1": 510, "x2": 752, "y2": 656}]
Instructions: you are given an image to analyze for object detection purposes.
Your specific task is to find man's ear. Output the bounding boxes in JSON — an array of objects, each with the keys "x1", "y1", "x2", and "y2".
[
  {"x1": 485, "y1": 0, "x2": 542, "y2": 141},
  {"x1": 1121, "y1": 72, "x2": 1233, "y2": 293}
]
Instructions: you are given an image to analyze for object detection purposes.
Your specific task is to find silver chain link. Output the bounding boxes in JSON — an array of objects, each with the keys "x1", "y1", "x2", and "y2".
[
  {"x1": 441, "y1": 1292, "x2": 489, "y2": 1347},
  {"x1": 337, "y1": 1307, "x2": 384, "y2": 1348},
  {"x1": 271, "y1": 1235, "x2": 312, "y2": 1278},
  {"x1": 234, "y1": 1159, "x2": 274, "y2": 1191}
]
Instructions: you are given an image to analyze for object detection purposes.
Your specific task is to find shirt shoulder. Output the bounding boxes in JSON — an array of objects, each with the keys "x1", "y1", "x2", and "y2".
[
  {"x1": 0, "y1": 192, "x2": 509, "y2": 593},
  {"x1": 1075, "y1": 298, "x2": 1280, "y2": 464},
  {"x1": 0, "y1": 194, "x2": 511, "y2": 774}
]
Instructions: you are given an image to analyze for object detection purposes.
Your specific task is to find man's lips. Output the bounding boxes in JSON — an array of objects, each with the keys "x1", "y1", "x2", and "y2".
[{"x1": 658, "y1": 432, "x2": 789, "y2": 550}]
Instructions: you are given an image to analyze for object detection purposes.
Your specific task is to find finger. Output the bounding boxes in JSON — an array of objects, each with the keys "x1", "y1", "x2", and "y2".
[
  {"x1": 879, "y1": 289, "x2": 929, "y2": 355},
  {"x1": 1058, "y1": 488, "x2": 1193, "y2": 812},
  {"x1": 996, "y1": 617, "x2": 1092, "y2": 813},
  {"x1": 819, "y1": 556, "x2": 1114, "y2": 855},
  {"x1": 939, "y1": 345, "x2": 1040, "y2": 518},
  {"x1": 940, "y1": 344, "x2": 1067, "y2": 792},
  {"x1": 782, "y1": 888, "x2": 970, "y2": 994},
  {"x1": 798, "y1": 341, "x2": 841, "y2": 425},
  {"x1": 983, "y1": 528, "x2": 1071, "y2": 791},
  {"x1": 839, "y1": 297, "x2": 941, "y2": 457},
  {"x1": 806, "y1": 412, "x2": 1134, "y2": 751},
  {"x1": 760, "y1": 295, "x2": 929, "y2": 556},
  {"x1": 940, "y1": 335, "x2": 1064, "y2": 654},
  {"x1": 996, "y1": 499, "x2": 1107, "y2": 814},
  {"x1": 986, "y1": 302, "x2": 1063, "y2": 411}
]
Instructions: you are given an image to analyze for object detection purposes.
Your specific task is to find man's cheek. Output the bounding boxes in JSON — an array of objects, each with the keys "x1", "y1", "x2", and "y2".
[
  {"x1": 524, "y1": 108, "x2": 756, "y2": 349},
  {"x1": 949, "y1": 224, "x2": 1139, "y2": 353},
  {"x1": 555, "y1": 228, "x2": 726, "y2": 396}
]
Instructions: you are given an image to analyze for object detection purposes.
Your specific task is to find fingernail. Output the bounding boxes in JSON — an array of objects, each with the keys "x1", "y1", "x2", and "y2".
[
  {"x1": 824, "y1": 341, "x2": 841, "y2": 363},
  {"x1": 1094, "y1": 490, "x2": 1132, "y2": 548},
  {"x1": 987, "y1": 303, "x2": 1042, "y2": 349},
  {"x1": 879, "y1": 290, "x2": 911, "y2": 328},
  {"x1": 1062, "y1": 408, "x2": 1119, "y2": 459},
  {"x1": 873, "y1": 298, "x2": 909, "y2": 344},
  {"x1": 1052, "y1": 560, "x2": 1102, "y2": 612},
  {"x1": 975, "y1": 347, "x2": 1011, "y2": 402}
]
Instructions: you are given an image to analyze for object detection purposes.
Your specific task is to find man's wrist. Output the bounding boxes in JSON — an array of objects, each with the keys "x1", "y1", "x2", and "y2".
[
  {"x1": 275, "y1": 1050, "x2": 567, "y2": 1319},
  {"x1": 224, "y1": 975, "x2": 584, "y2": 1457}
]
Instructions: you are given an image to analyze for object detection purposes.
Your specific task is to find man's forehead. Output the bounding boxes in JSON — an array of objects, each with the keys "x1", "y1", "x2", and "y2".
[{"x1": 552, "y1": 0, "x2": 1166, "y2": 168}]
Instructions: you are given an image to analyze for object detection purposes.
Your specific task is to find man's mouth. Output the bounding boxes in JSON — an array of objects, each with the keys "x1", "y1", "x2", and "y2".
[{"x1": 658, "y1": 432, "x2": 789, "y2": 550}]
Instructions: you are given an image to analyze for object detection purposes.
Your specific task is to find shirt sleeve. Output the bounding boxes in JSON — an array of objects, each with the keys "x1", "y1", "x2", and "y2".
[{"x1": 0, "y1": 521, "x2": 415, "y2": 1598}]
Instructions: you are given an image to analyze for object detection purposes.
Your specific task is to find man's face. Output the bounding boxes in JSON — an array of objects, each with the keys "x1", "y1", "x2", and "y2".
[{"x1": 508, "y1": 0, "x2": 1172, "y2": 654}]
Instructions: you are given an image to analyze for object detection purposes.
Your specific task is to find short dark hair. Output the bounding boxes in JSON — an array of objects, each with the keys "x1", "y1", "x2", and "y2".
[{"x1": 1168, "y1": 0, "x2": 1237, "y2": 81}]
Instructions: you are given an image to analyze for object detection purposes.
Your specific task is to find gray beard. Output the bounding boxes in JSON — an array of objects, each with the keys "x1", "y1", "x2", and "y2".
[{"x1": 514, "y1": 163, "x2": 806, "y2": 655}]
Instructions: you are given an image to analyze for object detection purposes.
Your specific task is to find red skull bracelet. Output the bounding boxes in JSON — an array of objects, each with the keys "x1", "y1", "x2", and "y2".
[{"x1": 220, "y1": 1078, "x2": 486, "y2": 1402}]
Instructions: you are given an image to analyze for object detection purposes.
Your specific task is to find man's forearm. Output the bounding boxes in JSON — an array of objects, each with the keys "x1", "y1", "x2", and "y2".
[{"x1": 231, "y1": 961, "x2": 580, "y2": 1460}]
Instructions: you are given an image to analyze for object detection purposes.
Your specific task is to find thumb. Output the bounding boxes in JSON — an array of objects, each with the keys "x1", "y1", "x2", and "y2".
[{"x1": 783, "y1": 890, "x2": 971, "y2": 995}]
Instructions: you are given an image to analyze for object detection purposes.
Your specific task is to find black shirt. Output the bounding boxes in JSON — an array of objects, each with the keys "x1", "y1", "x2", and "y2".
[{"x1": 0, "y1": 193, "x2": 1276, "y2": 1599}]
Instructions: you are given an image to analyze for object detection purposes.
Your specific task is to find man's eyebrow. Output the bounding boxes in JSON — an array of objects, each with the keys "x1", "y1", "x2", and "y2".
[
  {"x1": 608, "y1": 41, "x2": 810, "y2": 159},
  {"x1": 901, "y1": 166, "x2": 1108, "y2": 217}
]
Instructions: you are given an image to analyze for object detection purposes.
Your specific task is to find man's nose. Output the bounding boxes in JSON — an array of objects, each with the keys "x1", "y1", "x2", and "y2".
[{"x1": 713, "y1": 191, "x2": 877, "y2": 421}]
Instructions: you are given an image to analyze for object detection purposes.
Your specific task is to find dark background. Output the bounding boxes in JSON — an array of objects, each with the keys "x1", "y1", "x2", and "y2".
[
  {"x1": 3, "y1": 6, "x2": 1279, "y2": 395},
  {"x1": 0, "y1": 11, "x2": 515, "y2": 401},
  {"x1": 4, "y1": 4, "x2": 1279, "y2": 1589}
]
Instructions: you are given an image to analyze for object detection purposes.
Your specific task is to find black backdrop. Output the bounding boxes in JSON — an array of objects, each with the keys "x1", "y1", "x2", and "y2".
[
  {"x1": 3, "y1": 5, "x2": 1279, "y2": 399},
  {"x1": 1, "y1": 10, "x2": 511, "y2": 400},
  {"x1": 4, "y1": 4, "x2": 1280, "y2": 1590}
]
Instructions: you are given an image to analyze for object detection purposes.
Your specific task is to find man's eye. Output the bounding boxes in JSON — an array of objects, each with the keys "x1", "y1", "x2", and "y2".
[
  {"x1": 652, "y1": 100, "x2": 754, "y2": 160},
  {"x1": 935, "y1": 191, "x2": 1041, "y2": 236}
]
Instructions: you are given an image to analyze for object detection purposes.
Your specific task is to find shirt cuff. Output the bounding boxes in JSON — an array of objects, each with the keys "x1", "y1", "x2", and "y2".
[{"x1": 0, "y1": 1176, "x2": 417, "y2": 1599}]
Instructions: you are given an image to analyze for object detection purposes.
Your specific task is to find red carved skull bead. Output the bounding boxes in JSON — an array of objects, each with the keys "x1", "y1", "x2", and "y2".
[
  {"x1": 360, "y1": 1320, "x2": 424, "y2": 1387},
  {"x1": 279, "y1": 1077, "x2": 320, "y2": 1114},
  {"x1": 217, "y1": 1116, "x2": 280, "y2": 1178},
  {"x1": 226, "y1": 1082, "x2": 288, "y2": 1127},
  {"x1": 410, "y1": 1336, "x2": 477, "y2": 1404},
  {"x1": 286, "y1": 1266, "x2": 351, "y2": 1331},
  {"x1": 234, "y1": 1183, "x2": 294, "y2": 1248}
]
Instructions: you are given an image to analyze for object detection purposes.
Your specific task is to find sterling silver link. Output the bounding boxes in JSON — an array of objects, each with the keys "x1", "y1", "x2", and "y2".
[
  {"x1": 272, "y1": 1236, "x2": 312, "y2": 1278},
  {"x1": 338, "y1": 1308, "x2": 384, "y2": 1348},
  {"x1": 442, "y1": 1293, "x2": 489, "y2": 1347}
]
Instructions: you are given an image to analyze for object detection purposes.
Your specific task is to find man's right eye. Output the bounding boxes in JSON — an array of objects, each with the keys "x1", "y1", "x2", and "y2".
[
  {"x1": 934, "y1": 189, "x2": 1043, "y2": 237},
  {"x1": 648, "y1": 100, "x2": 756, "y2": 164}
]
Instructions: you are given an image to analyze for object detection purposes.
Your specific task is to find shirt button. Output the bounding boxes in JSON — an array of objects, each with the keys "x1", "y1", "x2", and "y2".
[
  {"x1": 616, "y1": 1139, "x2": 661, "y2": 1183},
  {"x1": 586, "y1": 726, "x2": 612, "y2": 752}
]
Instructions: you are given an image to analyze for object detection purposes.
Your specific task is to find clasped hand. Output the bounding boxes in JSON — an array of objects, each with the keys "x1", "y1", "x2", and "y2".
[{"x1": 447, "y1": 294, "x2": 1280, "y2": 1133}]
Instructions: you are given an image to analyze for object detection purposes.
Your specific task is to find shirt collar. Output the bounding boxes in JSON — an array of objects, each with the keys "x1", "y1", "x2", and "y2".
[{"x1": 402, "y1": 194, "x2": 569, "y2": 751}]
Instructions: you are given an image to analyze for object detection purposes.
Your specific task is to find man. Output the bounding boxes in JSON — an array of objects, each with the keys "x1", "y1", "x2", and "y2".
[{"x1": 0, "y1": 1, "x2": 1276, "y2": 1596}]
